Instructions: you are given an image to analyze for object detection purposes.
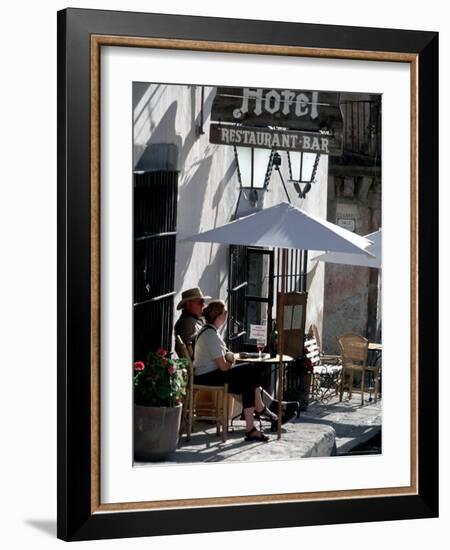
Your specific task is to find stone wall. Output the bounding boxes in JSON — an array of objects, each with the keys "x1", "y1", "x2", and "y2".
[{"x1": 322, "y1": 174, "x2": 381, "y2": 354}]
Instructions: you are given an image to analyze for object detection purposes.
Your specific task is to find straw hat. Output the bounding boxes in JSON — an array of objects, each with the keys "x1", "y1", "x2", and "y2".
[{"x1": 176, "y1": 287, "x2": 211, "y2": 310}]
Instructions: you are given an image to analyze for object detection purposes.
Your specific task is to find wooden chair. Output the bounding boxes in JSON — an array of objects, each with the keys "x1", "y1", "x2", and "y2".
[
  {"x1": 304, "y1": 332, "x2": 342, "y2": 403},
  {"x1": 175, "y1": 335, "x2": 229, "y2": 442},
  {"x1": 336, "y1": 332, "x2": 380, "y2": 405}
]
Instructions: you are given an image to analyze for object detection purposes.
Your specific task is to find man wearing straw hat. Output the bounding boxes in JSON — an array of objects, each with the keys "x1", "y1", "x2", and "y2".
[{"x1": 174, "y1": 287, "x2": 211, "y2": 352}]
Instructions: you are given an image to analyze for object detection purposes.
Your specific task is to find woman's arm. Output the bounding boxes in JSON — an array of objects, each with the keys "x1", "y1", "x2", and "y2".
[
  {"x1": 225, "y1": 351, "x2": 235, "y2": 364},
  {"x1": 214, "y1": 355, "x2": 232, "y2": 371}
]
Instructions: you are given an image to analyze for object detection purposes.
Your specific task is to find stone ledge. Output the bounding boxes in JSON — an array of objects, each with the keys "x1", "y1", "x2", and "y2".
[{"x1": 135, "y1": 421, "x2": 336, "y2": 466}]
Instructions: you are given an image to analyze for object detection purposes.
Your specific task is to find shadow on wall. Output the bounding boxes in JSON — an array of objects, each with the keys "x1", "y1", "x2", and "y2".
[
  {"x1": 209, "y1": 158, "x2": 238, "y2": 240},
  {"x1": 176, "y1": 154, "x2": 238, "y2": 290},
  {"x1": 134, "y1": 101, "x2": 182, "y2": 171},
  {"x1": 198, "y1": 263, "x2": 229, "y2": 301},
  {"x1": 135, "y1": 84, "x2": 216, "y2": 172},
  {"x1": 180, "y1": 87, "x2": 216, "y2": 166},
  {"x1": 306, "y1": 261, "x2": 319, "y2": 293},
  {"x1": 176, "y1": 154, "x2": 214, "y2": 285},
  {"x1": 133, "y1": 82, "x2": 161, "y2": 118},
  {"x1": 134, "y1": 84, "x2": 167, "y2": 157}
]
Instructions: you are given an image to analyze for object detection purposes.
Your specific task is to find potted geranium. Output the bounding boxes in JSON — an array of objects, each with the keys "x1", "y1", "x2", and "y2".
[{"x1": 133, "y1": 347, "x2": 188, "y2": 461}]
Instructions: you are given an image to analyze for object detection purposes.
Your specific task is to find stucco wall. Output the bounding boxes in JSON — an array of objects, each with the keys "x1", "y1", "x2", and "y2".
[{"x1": 300, "y1": 156, "x2": 328, "y2": 339}]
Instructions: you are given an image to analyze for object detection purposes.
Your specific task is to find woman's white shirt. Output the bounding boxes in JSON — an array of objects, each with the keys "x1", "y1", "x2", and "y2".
[{"x1": 193, "y1": 324, "x2": 227, "y2": 376}]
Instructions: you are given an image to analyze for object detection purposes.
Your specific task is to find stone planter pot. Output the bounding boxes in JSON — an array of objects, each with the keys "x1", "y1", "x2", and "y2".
[{"x1": 134, "y1": 403, "x2": 182, "y2": 461}]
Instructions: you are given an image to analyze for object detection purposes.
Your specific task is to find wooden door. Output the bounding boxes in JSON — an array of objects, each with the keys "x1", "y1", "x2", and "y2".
[{"x1": 279, "y1": 291, "x2": 308, "y2": 359}]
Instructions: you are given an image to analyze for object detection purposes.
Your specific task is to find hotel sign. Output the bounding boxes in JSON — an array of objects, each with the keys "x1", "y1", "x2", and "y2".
[
  {"x1": 210, "y1": 87, "x2": 343, "y2": 155},
  {"x1": 211, "y1": 87, "x2": 343, "y2": 132}
]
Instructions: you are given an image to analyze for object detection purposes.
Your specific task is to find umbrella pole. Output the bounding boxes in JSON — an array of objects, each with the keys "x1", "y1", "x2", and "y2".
[{"x1": 277, "y1": 248, "x2": 287, "y2": 439}]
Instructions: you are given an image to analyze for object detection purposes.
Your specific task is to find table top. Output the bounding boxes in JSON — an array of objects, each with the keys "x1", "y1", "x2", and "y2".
[
  {"x1": 368, "y1": 342, "x2": 382, "y2": 351},
  {"x1": 234, "y1": 353, "x2": 294, "y2": 363}
]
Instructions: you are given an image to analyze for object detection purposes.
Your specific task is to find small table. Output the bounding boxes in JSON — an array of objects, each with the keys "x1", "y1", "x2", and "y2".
[{"x1": 368, "y1": 343, "x2": 382, "y2": 350}]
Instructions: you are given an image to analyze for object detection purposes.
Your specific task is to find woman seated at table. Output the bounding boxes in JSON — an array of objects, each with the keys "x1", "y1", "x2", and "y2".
[{"x1": 193, "y1": 299, "x2": 277, "y2": 442}]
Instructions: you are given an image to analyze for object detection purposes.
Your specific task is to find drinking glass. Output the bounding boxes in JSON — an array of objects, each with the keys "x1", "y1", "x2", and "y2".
[{"x1": 256, "y1": 341, "x2": 264, "y2": 359}]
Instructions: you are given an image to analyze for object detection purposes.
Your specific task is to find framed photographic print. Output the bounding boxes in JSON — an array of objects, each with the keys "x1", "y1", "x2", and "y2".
[{"x1": 57, "y1": 8, "x2": 438, "y2": 541}]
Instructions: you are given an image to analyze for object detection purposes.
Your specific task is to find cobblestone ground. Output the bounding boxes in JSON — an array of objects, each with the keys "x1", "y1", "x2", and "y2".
[{"x1": 300, "y1": 393, "x2": 382, "y2": 454}]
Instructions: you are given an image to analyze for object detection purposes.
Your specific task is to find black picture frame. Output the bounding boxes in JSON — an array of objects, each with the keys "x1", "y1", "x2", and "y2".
[{"x1": 57, "y1": 8, "x2": 439, "y2": 542}]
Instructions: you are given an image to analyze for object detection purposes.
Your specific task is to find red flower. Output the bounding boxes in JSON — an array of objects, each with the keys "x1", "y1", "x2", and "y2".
[
  {"x1": 168, "y1": 365, "x2": 176, "y2": 375},
  {"x1": 162, "y1": 358, "x2": 168, "y2": 366},
  {"x1": 156, "y1": 347, "x2": 167, "y2": 357},
  {"x1": 134, "y1": 361, "x2": 145, "y2": 372}
]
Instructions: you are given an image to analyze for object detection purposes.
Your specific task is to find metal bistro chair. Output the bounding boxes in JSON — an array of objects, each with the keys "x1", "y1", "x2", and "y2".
[
  {"x1": 308, "y1": 324, "x2": 341, "y2": 365},
  {"x1": 336, "y1": 332, "x2": 380, "y2": 405},
  {"x1": 305, "y1": 331, "x2": 342, "y2": 403},
  {"x1": 175, "y1": 335, "x2": 229, "y2": 442}
]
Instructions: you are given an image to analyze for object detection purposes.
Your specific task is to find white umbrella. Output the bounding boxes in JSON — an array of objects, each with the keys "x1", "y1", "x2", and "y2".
[
  {"x1": 182, "y1": 202, "x2": 374, "y2": 256},
  {"x1": 181, "y1": 202, "x2": 374, "y2": 437},
  {"x1": 313, "y1": 229, "x2": 381, "y2": 268}
]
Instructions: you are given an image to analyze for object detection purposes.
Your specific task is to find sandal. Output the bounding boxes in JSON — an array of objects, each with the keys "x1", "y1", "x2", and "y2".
[
  {"x1": 244, "y1": 427, "x2": 269, "y2": 442},
  {"x1": 268, "y1": 401, "x2": 300, "y2": 432},
  {"x1": 269, "y1": 401, "x2": 299, "y2": 424},
  {"x1": 254, "y1": 406, "x2": 278, "y2": 423}
]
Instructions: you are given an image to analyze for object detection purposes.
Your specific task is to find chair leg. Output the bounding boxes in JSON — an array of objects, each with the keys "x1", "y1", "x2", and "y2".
[
  {"x1": 360, "y1": 369, "x2": 365, "y2": 406},
  {"x1": 349, "y1": 370, "x2": 354, "y2": 400},
  {"x1": 220, "y1": 400, "x2": 226, "y2": 442},
  {"x1": 312, "y1": 374, "x2": 320, "y2": 400},
  {"x1": 374, "y1": 368, "x2": 379, "y2": 403},
  {"x1": 214, "y1": 393, "x2": 221, "y2": 436},
  {"x1": 187, "y1": 399, "x2": 192, "y2": 441},
  {"x1": 339, "y1": 369, "x2": 344, "y2": 402},
  {"x1": 228, "y1": 395, "x2": 234, "y2": 428},
  {"x1": 178, "y1": 399, "x2": 185, "y2": 437},
  {"x1": 179, "y1": 403, "x2": 187, "y2": 437},
  {"x1": 188, "y1": 389, "x2": 196, "y2": 440},
  {"x1": 221, "y1": 385, "x2": 228, "y2": 443}
]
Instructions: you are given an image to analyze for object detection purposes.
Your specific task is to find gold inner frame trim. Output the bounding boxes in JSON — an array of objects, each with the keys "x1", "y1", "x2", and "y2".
[{"x1": 90, "y1": 35, "x2": 419, "y2": 514}]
